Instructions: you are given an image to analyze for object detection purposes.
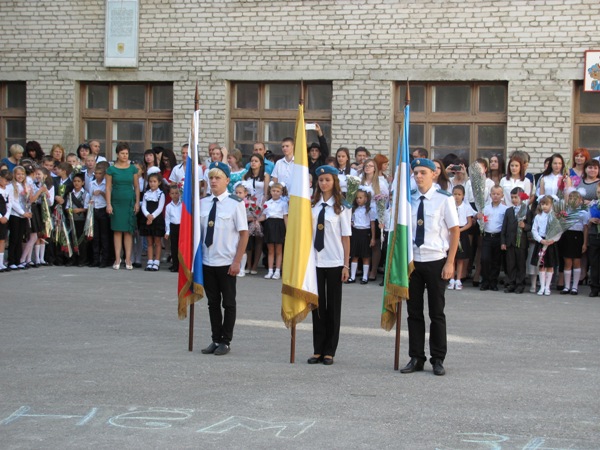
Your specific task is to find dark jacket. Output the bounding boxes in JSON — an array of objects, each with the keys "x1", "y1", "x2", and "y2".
[{"x1": 501, "y1": 205, "x2": 533, "y2": 248}]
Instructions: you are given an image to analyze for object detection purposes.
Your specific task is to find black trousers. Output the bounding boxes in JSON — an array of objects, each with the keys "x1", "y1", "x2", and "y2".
[
  {"x1": 72, "y1": 219, "x2": 87, "y2": 264},
  {"x1": 7, "y1": 216, "x2": 26, "y2": 266},
  {"x1": 505, "y1": 244, "x2": 528, "y2": 288},
  {"x1": 169, "y1": 224, "x2": 180, "y2": 270},
  {"x1": 587, "y1": 233, "x2": 600, "y2": 291},
  {"x1": 407, "y1": 258, "x2": 447, "y2": 363},
  {"x1": 312, "y1": 266, "x2": 343, "y2": 357},
  {"x1": 93, "y1": 207, "x2": 110, "y2": 264},
  {"x1": 203, "y1": 265, "x2": 237, "y2": 345},
  {"x1": 481, "y1": 234, "x2": 502, "y2": 287}
]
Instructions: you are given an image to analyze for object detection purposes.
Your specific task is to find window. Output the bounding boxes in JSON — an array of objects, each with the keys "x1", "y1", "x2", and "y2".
[
  {"x1": 0, "y1": 82, "x2": 26, "y2": 158},
  {"x1": 574, "y1": 82, "x2": 600, "y2": 158},
  {"x1": 394, "y1": 82, "x2": 507, "y2": 162},
  {"x1": 230, "y1": 82, "x2": 332, "y2": 158},
  {"x1": 80, "y1": 83, "x2": 173, "y2": 162}
]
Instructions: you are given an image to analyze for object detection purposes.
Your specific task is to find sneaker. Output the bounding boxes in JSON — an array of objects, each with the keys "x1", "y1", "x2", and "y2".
[
  {"x1": 455, "y1": 280, "x2": 463, "y2": 290},
  {"x1": 544, "y1": 288, "x2": 551, "y2": 296},
  {"x1": 530, "y1": 286, "x2": 537, "y2": 293},
  {"x1": 272, "y1": 271, "x2": 281, "y2": 280},
  {"x1": 447, "y1": 279, "x2": 456, "y2": 290},
  {"x1": 537, "y1": 288, "x2": 545, "y2": 296},
  {"x1": 237, "y1": 269, "x2": 245, "y2": 277},
  {"x1": 264, "y1": 271, "x2": 273, "y2": 279}
]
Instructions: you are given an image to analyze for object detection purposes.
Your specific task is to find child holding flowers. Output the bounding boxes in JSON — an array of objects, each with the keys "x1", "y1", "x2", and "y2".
[
  {"x1": 259, "y1": 182, "x2": 287, "y2": 280},
  {"x1": 558, "y1": 190, "x2": 588, "y2": 295}
]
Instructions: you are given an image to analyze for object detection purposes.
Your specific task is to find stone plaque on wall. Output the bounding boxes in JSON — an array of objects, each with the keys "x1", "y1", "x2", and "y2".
[{"x1": 104, "y1": 0, "x2": 139, "y2": 67}]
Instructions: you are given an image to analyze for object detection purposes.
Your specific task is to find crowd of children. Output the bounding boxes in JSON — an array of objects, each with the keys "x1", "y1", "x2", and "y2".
[{"x1": 2, "y1": 141, "x2": 600, "y2": 299}]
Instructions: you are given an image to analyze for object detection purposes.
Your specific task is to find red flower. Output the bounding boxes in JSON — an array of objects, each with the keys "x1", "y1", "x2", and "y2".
[
  {"x1": 255, "y1": 208, "x2": 261, "y2": 214},
  {"x1": 557, "y1": 176, "x2": 566, "y2": 192},
  {"x1": 263, "y1": 204, "x2": 268, "y2": 210},
  {"x1": 518, "y1": 192, "x2": 529, "y2": 201},
  {"x1": 483, "y1": 215, "x2": 489, "y2": 223}
]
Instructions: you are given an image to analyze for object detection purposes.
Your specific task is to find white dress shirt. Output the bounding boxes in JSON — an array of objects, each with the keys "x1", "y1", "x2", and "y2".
[
  {"x1": 482, "y1": 202, "x2": 508, "y2": 234},
  {"x1": 142, "y1": 189, "x2": 165, "y2": 217},
  {"x1": 271, "y1": 157, "x2": 295, "y2": 191},
  {"x1": 264, "y1": 197, "x2": 288, "y2": 219},
  {"x1": 90, "y1": 178, "x2": 107, "y2": 209},
  {"x1": 165, "y1": 199, "x2": 182, "y2": 235},
  {"x1": 312, "y1": 196, "x2": 352, "y2": 268},
  {"x1": 352, "y1": 205, "x2": 376, "y2": 229}
]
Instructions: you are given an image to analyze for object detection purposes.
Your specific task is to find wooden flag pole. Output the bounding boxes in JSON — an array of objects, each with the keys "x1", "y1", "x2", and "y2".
[
  {"x1": 393, "y1": 80, "x2": 410, "y2": 369},
  {"x1": 188, "y1": 81, "x2": 199, "y2": 352},
  {"x1": 290, "y1": 324, "x2": 296, "y2": 364}
]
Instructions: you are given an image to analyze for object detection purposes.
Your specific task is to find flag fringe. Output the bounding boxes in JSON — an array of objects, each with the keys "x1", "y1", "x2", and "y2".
[
  {"x1": 281, "y1": 283, "x2": 318, "y2": 328},
  {"x1": 177, "y1": 252, "x2": 203, "y2": 319}
]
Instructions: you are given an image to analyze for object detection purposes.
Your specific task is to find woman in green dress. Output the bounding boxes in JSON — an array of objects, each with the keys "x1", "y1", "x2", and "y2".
[{"x1": 106, "y1": 142, "x2": 140, "y2": 270}]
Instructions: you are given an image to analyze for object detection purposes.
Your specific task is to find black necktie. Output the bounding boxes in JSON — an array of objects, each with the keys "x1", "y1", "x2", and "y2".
[
  {"x1": 415, "y1": 195, "x2": 425, "y2": 247},
  {"x1": 205, "y1": 197, "x2": 218, "y2": 247},
  {"x1": 314, "y1": 203, "x2": 327, "y2": 251}
]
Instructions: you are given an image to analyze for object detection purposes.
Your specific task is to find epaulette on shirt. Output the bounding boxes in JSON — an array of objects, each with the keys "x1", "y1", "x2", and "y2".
[
  {"x1": 410, "y1": 189, "x2": 417, "y2": 195},
  {"x1": 436, "y1": 188, "x2": 452, "y2": 196},
  {"x1": 229, "y1": 194, "x2": 242, "y2": 202},
  {"x1": 342, "y1": 199, "x2": 351, "y2": 209}
]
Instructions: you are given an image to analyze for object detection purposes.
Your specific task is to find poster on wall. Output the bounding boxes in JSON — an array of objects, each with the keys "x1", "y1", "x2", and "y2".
[
  {"x1": 104, "y1": 0, "x2": 139, "y2": 67},
  {"x1": 584, "y1": 50, "x2": 600, "y2": 92}
]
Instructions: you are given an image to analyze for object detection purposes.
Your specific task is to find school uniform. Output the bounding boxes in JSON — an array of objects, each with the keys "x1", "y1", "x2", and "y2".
[
  {"x1": 165, "y1": 198, "x2": 182, "y2": 271},
  {"x1": 52, "y1": 177, "x2": 74, "y2": 265},
  {"x1": 350, "y1": 205, "x2": 376, "y2": 258},
  {"x1": 7, "y1": 183, "x2": 30, "y2": 268},
  {"x1": 263, "y1": 197, "x2": 288, "y2": 244},
  {"x1": 67, "y1": 188, "x2": 90, "y2": 265},
  {"x1": 90, "y1": 178, "x2": 110, "y2": 267},
  {"x1": 139, "y1": 189, "x2": 166, "y2": 237},
  {"x1": 480, "y1": 202, "x2": 508, "y2": 290},
  {"x1": 311, "y1": 195, "x2": 352, "y2": 358},
  {"x1": 0, "y1": 185, "x2": 12, "y2": 241},
  {"x1": 200, "y1": 190, "x2": 248, "y2": 348},
  {"x1": 530, "y1": 212, "x2": 558, "y2": 268},
  {"x1": 271, "y1": 157, "x2": 294, "y2": 191},
  {"x1": 501, "y1": 204, "x2": 533, "y2": 291},
  {"x1": 558, "y1": 209, "x2": 589, "y2": 259},
  {"x1": 84, "y1": 170, "x2": 95, "y2": 195},
  {"x1": 455, "y1": 202, "x2": 476, "y2": 260},
  {"x1": 406, "y1": 184, "x2": 459, "y2": 369}
]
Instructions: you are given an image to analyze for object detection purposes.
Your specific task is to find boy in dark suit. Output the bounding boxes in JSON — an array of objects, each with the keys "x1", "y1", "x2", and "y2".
[
  {"x1": 52, "y1": 162, "x2": 74, "y2": 265},
  {"x1": 501, "y1": 187, "x2": 533, "y2": 293}
]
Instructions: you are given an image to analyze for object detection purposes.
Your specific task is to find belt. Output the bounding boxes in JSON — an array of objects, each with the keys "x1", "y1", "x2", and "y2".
[{"x1": 483, "y1": 232, "x2": 500, "y2": 237}]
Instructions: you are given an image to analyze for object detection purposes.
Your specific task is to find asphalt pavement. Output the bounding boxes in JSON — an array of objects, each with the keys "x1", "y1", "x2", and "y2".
[{"x1": 1, "y1": 266, "x2": 599, "y2": 449}]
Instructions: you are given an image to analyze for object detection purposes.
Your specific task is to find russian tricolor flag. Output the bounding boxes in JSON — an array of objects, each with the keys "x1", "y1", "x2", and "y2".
[{"x1": 178, "y1": 110, "x2": 204, "y2": 319}]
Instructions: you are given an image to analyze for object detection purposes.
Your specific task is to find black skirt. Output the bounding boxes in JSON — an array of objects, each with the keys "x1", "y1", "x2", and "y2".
[
  {"x1": 530, "y1": 241, "x2": 558, "y2": 268},
  {"x1": 139, "y1": 200, "x2": 166, "y2": 237},
  {"x1": 456, "y1": 229, "x2": 472, "y2": 260},
  {"x1": 558, "y1": 230, "x2": 584, "y2": 259},
  {"x1": 350, "y1": 227, "x2": 372, "y2": 258},
  {"x1": 30, "y1": 203, "x2": 43, "y2": 234},
  {"x1": 264, "y1": 217, "x2": 286, "y2": 244}
]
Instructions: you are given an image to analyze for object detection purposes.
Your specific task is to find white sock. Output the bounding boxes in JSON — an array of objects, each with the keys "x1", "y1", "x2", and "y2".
[
  {"x1": 572, "y1": 268, "x2": 581, "y2": 290},
  {"x1": 40, "y1": 244, "x2": 46, "y2": 263},
  {"x1": 538, "y1": 272, "x2": 546, "y2": 291},
  {"x1": 0, "y1": 253, "x2": 4, "y2": 267},
  {"x1": 240, "y1": 254, "x2": 247, "y2": 272},
  {"x1": 350, "y1": 262, "x2": 358, "y2": 280},
  {"x1": 267, "y1": 269, "x2": 273, "y2": 275},
  {"x1": 545, "y1": 272, "x2": 554, "y2": 289},
  {"x1": 154, "y1": 259, "x2": 160, "y2": 266},
  {"x1": 34, "y1": 245, "x2": 41, "y2": 264},
  {"x1": 362, "y1": 264, "x2": 370, "y2": 281},
  {"x1": 274, "y1": 268, "x2": 280, "y2": 275},
  {"x1": 563, "y1": 270, "x2": 572, "y2": 290}
]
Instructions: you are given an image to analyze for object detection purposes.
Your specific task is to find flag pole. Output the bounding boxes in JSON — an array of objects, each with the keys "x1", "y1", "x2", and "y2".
[
  {"x1": 188, "y1": 81, "x2": 199, "y2": 352},
  {"x1": 393, "y1": 80, "x2": 410, "y2": 370}
]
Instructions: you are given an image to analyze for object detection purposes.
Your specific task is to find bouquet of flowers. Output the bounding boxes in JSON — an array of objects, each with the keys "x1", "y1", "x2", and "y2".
[
  {"x1": 515, "y1": 192, "x2": 530, "y2": 248},
  {"x1": 345, "y1": 175, "x2": 361, "y2": 205},
  {"x1": 67, "y1": 194, "x2": 80, "y2": 254},
  {"x1": 40, "y1": 193, "x2": 54, "y2": 239},
  {"x1": 468, "y1": 162, "x2": 486, "y2": 233},
  {"x1": 373, "y1": 193, "x2": 388, "y2": 244},
  {"x1": 72, "y1": 164, "x2": 83, "y2": 176},
  {"x1": 53, "y1": 207, "x2": 73, "y2": 257},
  {"x1": 245, "y1": 196, "x2": 264, "y2": 237},
  {"x1": 83, "y1": 202, "x2": 94, "y2": 241},
  {"x1": 537, "y1": 206, "x2": 578, "y2": 268}
]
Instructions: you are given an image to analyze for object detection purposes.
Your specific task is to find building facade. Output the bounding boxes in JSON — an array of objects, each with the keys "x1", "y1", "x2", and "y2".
[{"x1": 1, "y1": 0, "x2": 599, "y2": 168}]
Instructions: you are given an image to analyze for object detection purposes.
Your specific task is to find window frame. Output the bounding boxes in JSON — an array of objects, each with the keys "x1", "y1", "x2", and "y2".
[
  {"x1": 394, "y1": 81, "x2": 508, "y2": 162},
  {"x1": 573, "y1": 81, "x2": 600, "y2": 157},
  {"x1": 230, "y1": 81, "x2": 332, "y2": 157},
  {"x1": 0, "y1": 81, "x2": 27, "y2": 158},
  {"x1": 80, "y1": 82, "x2": 173, "y2": 161}
]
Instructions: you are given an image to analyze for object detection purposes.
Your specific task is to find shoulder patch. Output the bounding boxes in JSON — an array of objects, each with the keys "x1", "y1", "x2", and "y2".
[
  {"x1": 436, "y1": 188, "x2": 452, "y2": 196},
  {"x1": 228, "y1": 194, "x2": 242, "y2": 202},
  {"x1": 342, "y1": 200, "x2": 351, "y2": 209},
  {"x1": 410, "y1": 189, "x2": 417, "y2": 195}
]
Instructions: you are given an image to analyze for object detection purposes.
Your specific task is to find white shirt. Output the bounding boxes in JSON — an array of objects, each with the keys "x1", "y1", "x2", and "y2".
[
  {"x1": 352, "y1": 205, "x2": 376, "y2": 229},
  {"x1": 411, "y1": 185, "x2": 460, "y2": 262},
  {"x1": 142, "y1": 189, "x2": 165, "y2": 217},
  {"x1": 456, "y1": 201, "x2": 476, "y2": 227},
  {"x1": 264, "y1": 197, "x2": 288, "y2": 219},
  {"x1": 0, "y1": 186, "x2": 12, "y2": 219},
  {"x1": 242, "y1": 176, "x2": 266, "y2": 203},
  {"x1": 8, "y1": 183, "x2": 28, "y2": 217},
  {"x1": 84, "y1": 170, "x2": 95, "y2": 194},
  {"x1": 66, "y1": 188, "x2": 90, "y2": 211},
  {"x1": 95, "y1": 155, "x2": 107, "y2": 163},
  {"x1": 482, "y1": 203, "x2": 508, "y2": 233},
  {"x1": 532, "y1": 211, "x2": 551, "y2": 242},
  {"x1": 90, "y1": 178, "x2": 107, "y2": 209},
  {"x1": 337, "y1": 168, "x2": 358, "y2": 193},
  {"x1": 32, "y1": 182, "x2": 55, "y2": 207},
  {"x1": 312, "y1": 196, "x2": 352, "y2": 268},
  {"x1": 200, "y1": 191, "x2": 248, "y2": 266},
  {"x1": 567, "y1": 209, "x2": 589, "y2": 233},
  {"x1": 165, "y1": 199, "x2": 182, "y2": 235},
  {"x1": 169, "y1": 163, "x2": 186, "y2": 184},
  {"x1": 539, "y1": 173, "x2": 562, "y2": 198},
  {"x1": 499, "y1": 177, "x2": 532, "y2": 206},
  {"x1": 271, "y1": 157, "x2": 295, "y2": 191}
]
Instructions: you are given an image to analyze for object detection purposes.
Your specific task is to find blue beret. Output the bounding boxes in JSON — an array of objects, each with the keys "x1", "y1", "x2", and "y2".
[
  {"x1": 209, "y1": 161, "x2": 231, "y2": 178},
  {"x1": 315, "y1": 165, "x2": 338, "y2": 177},
  {"x1": 410, "y1": 158, "x2": 436, "y2": 171}
]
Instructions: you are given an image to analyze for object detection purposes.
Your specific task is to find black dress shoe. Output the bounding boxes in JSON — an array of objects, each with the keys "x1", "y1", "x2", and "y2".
[
  {"x1": 472, "y1": 281, "x2": 480, "y2": 287},
  {"x1": 360, "y1": 279, "x2": 368, "y2": 285},
  {"x1": 589, "y1": 290, "x2": 598, "y2": 298},
  {"x1": 504, "y1": 286, "x2": 515, "y2": 293},
  {"x1": 345, "y1": 278, "x2": 355, "y2": 284},
  {"x1": 307, "y1": 355, "x2": 323, "y2": 364},
  {"x1": 480, "y1": 284, "x2": 489, "y2": 291},
  {"x1": 99, "y1": 263, "x2": 109, "y2": 268},
  {"x1": 132, "y1": 262, "x2": 142, "y2": 268},
  {"x1": 201, "y1": 342, "x2": 219, "y2": 354},
  {"x1": 432, "y1": 360, "x2": 446, "y2": 376},
  {"x1": 322, "y1": 357, "x2": 334, "y2": 366},
  {"x1": 491, "y1": 285, "x2": 498, "y2": 291},
  {"x1": 514, "y1": 286, "x2": 524, "y2": 294},
  {"x1": 400, "y1": 358, "x2": 424, "y2": 374},
  {"x1": 214, "y1": 343, "x2": 230, "y2": 356}
]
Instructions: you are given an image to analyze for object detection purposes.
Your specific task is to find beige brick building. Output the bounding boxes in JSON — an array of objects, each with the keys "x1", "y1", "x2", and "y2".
[{"x1": 1, "y1": 0, "x2": 599, "y2": 168}]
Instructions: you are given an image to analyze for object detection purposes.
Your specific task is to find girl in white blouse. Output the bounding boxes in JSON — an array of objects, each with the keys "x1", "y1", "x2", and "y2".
[{"x1": 500, "y1": 154, "x2": 532, "y2": 206}]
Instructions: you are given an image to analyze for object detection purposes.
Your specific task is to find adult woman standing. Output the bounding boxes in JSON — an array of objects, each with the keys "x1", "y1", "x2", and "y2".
[
  {"x1": 76, "y1": 143, "x2": 91, "y2": 162},
  {"x1": 432, "y1": 159, "x2": 451, "y2": 191},
  {"x1": 25, "y1": 141, "x2": 44, "y2": 165},
  {"x1": 106, "y1": 142, "x2": 140, "y2": 270},
  {"x1": 499, "y1": 154, "x2": 532, "y2": 206},
  {"x1": 579, "y1": 159, "x2": 600, "y2": 205},
  {"x1": 570, "y1": 148, "x2": 590, "y2": 188},
  {"x1": 1, "y1": 144, "x2": 24, "y2": 172},
  {"x1": 227, "y1": 148, "x2": 247, "y2": 194},
  {"x1": 50, "y1": 144, "x2": 66, "y2": 163},
  {"x1": 307, "y1": 165, "x2": 351, "y2": 366}
]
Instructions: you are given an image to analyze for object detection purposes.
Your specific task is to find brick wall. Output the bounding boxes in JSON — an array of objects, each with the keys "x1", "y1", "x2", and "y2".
[{"x1": 0, "y1": 0, "x2": 598, "y2": 166}]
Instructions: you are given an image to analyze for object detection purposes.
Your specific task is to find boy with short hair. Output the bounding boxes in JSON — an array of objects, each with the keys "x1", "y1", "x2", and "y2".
[
  {"x1": 90, "y1": 162, "x2": 110, "y2": 267},
  {"x1": 165, "y1": 184, "x2": 182, "y2": 272},
  {"x1": 477, "y1": 185, "x2": 508, "y2": 291},
  {"x1": 501, "y1": 187, "x2": 532, "y2": 294},
  {"x1": 83, "y1": 154, "x2": 96, "y2": 194},
  {"x1": 52, "y1": 162, "x2": 74, "y2": 266},
  {"x1": 66, "y1": 173, "x2": 90, "y2": 266}
]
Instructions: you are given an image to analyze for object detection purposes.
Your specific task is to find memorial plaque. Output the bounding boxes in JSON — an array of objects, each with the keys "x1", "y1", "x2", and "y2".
[{"x1": 104, "y1": 0, "x2": 139, "y2": 67}]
